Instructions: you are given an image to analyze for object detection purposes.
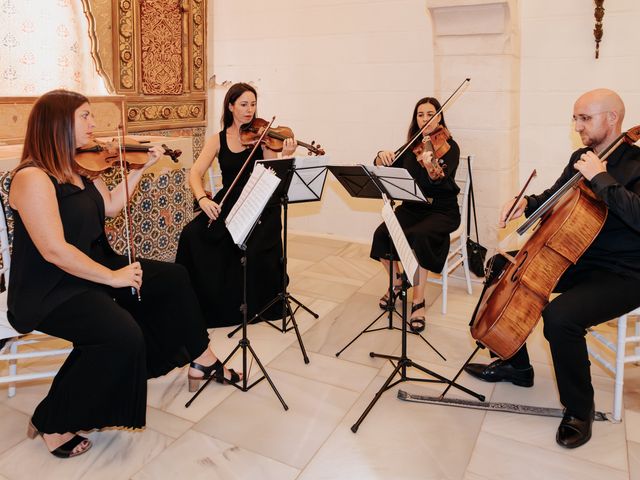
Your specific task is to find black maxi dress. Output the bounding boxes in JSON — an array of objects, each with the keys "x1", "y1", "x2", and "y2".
[
  {"x1": 176, "y1": 131, "x2": 285, "y2": 327},
  {"x1": 370, "y1": 139, "x2": 462, "y2": 273},
  {"x1": 7, "y1": 175, "x2": 210, "y2": 434}
]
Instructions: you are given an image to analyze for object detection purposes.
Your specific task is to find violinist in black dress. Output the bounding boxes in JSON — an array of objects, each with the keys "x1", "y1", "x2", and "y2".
[
  {"x1": 7, "y1": 90, "x2": 239, "y2": 459},
  {"x1": 371, "y1": 97, "x2": 461, "y2": 333},
  {"x1": 176, "y1": 82, "x2": 296, "y2": 327}
]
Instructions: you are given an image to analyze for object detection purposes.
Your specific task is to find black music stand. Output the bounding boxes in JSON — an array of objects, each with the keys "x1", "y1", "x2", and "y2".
[
  {"x1": 328, "y1": 165, "x2": 483, "y2": 431},
  {"x1": 329, "y1": 165, "x2": 444, "y2": 359},
  {"x1": 227, "y1": 156, "x2": 329, "y2": 364},
  {"x1": 186, "y1": 163, "x2": 291, "y2": 411}
]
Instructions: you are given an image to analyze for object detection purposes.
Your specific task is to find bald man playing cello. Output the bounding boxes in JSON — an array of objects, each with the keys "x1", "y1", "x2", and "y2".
[{"x1": 465, "y1": 89, "x2": 640, "y2": 448}]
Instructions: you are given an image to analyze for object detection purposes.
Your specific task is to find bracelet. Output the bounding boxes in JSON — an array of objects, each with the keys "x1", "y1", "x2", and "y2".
[{"x1": 196, "y1": 195, "x2": 208, "y2": 204}]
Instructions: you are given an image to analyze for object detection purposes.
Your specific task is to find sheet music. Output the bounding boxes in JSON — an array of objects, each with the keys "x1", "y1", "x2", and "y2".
[
  {"x1": 288, "y1": 155, "x2": 330, "y2": 202},
  {"x1": 226, "y1": 163, "x2": 281, "y2": 246},
  {"x1": 365, "y1": 165, "x2": 430, "y2": 203},
  {"x1": 381, "y1": 200, "x2": 419, "y2": 286}
]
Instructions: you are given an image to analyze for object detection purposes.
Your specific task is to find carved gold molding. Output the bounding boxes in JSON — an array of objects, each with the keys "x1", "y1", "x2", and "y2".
[
  {"x1": 117, "y1": 0, "x2": 136, "y2": 91},
  {"x1": 80, "y1": 0, "x2": 116, "y2": 92},
  {"x1": 126, "y1": 99, "x2": 205, "y2": 130},
  {"x1": 191, "y1": 0, "x2": 205, "y2": 91}
]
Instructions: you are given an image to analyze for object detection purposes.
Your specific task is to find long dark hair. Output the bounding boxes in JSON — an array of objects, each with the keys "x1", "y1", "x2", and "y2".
[
  {"x1": 220, "y1": 82, "x2": 258, "y2": 129},
  {"x1": 406, "y1": 97, "x2": 449, "y2": 145},
  {"x1": 16, "y1": 89, "x2": 88, "y2": 183}
]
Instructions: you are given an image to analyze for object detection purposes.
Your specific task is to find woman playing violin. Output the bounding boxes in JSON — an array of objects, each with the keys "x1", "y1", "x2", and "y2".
[
  {"x1": 8, "y1": 90, "x2": 240, "y2": 459},
  {"x1": 176, "y1": 82, "x2": 296, "y2": 326},
  {"x1": 371, "y1": 96, "x2": 461, "y2": 333}
]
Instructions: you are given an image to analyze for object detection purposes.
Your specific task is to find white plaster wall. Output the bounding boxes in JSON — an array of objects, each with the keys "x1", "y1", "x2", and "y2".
[
  {"x1": 208, "y1": 0, "x2": 435, "y2": 243},
  {"x1": 519, "y1": 0, "x2": 640, "y2": 189},
  {"x1": 207, "y1": 0, "x2": 640, "y2": 243}
]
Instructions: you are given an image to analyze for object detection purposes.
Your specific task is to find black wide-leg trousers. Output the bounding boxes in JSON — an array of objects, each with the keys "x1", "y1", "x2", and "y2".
[
  {"x1": 480, "y1": 255, "x2": 640, "y2": 419},
  {"x1": 32, "y1": 259, "x2": 209, "y2": 434}
]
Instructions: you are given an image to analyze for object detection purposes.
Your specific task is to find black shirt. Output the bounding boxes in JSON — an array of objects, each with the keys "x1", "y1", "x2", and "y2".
[{"x1": 525, "y1": 142, "x2": 640, "y2": 279}]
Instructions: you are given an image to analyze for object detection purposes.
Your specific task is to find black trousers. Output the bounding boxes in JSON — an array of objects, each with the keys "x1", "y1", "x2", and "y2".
[
  {"x1": 481, "y1": 254, "x2": 640, "y2": 419},
  {"x1": 32, "y1": 259, "x2": 210, "y2": 434}
]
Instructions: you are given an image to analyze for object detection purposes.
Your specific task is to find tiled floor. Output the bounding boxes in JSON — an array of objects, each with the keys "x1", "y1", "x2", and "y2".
[{"x1": 1, "y1": 233, "x2": 639, "y2": 479}]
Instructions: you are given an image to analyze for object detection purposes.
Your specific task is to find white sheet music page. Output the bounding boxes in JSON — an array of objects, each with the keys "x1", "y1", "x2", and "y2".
[
  {"x1": 288, "y1": 155, "x2": 329, "y2": 202},
  {"x1": 381, "y1": 200, "x2": 419, "y2": 286},
  {"x1": 226, "y1": 163, "x2": 281, "y2": 246}
]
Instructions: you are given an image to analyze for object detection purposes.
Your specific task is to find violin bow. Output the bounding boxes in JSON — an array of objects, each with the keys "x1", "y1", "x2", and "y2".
[
  {"x1": 483, "y1": 169, "x2": 538, "y2": 274},
  {"x1": 503, "y1": 169, "x2": 537, "y2": 225},
  {"x1": 116, "y1": 104, "x2": 141, "y2": 301},
  {"x1": 390, "y1": 78, "x2": 471, "y2": 163},
  {"x1": 207, "y1": 116, "x2": 276, "y2": 228}
]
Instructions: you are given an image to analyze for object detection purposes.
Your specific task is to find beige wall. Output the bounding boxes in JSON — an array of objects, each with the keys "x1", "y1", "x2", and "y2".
[
  {"x1": 208, "y1": 0, "x2": 436, "y2": 242},
  {"x1": 208, "y1": 0, "x2": 640, "y2": 245},
  {"x1": 520, "y1": 0, "x2": 640, "y2": 188}
]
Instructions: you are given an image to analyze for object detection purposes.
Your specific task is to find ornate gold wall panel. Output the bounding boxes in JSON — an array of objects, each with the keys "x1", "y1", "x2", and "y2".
[
  {"x1": 82, "y1": 0, "x2": 206, "y2": 132},
  {"x1": 140, "y1": 0, "x2": 183, "y2": 95}
]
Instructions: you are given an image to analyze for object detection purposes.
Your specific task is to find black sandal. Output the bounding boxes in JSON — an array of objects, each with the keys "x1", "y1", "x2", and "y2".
[
  {"x1": 409, "y1": 300, "x2": 426, "y2": 333},
  {"x1": 27, "y1": 420, "x2": 92, "y2": 459},
  {"x1": 188, "y1": 359, "x2": 222, "y2": 392},
  {"x1": 50, "y1": 435, "x2": 93, "y2": 459},
  {"x1": 215, "y1": 366, "x2": 241, "y2": 385},
  {"x1": 378, "y1": 285, "x2": 402, "y2": 309}
]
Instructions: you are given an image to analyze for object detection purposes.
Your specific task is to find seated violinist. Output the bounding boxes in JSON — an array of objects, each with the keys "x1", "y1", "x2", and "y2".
[
  {"x1": 176, "y1": 82, "x2": 296, "y2": 327},
  {"x1": 465, "y1": 88, "x2": 640, "y2": 448},
  {"x1": 8, "y1": 89, "x2": 240, "y2": 459},
  {"x1": 371, "y1": 97, "x2": 461, "y2": 332}
]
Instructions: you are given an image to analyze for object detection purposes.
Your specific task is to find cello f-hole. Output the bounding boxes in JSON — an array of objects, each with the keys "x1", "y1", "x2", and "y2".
[{"x1": 510, "y1": 250, "x2": 529, "y2": 283}]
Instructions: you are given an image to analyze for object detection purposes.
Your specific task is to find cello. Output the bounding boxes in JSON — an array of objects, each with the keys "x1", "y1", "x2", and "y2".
[{"x1": 471, "y1": 125, "x2": 640, "y2": 359}]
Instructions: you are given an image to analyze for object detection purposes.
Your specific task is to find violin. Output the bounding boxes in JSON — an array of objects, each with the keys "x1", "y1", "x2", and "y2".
[
  {"x1": 240, "y1": 117, "x2": 325, "y2": 156},
  {"x1": 412, "y1": 125, "x2": 451, "y2": 179},
  {"x1": 75, "y1": 137, "x2": 181, "y2": 179}
]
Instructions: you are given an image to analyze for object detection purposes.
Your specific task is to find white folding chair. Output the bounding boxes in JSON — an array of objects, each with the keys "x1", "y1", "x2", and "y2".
[
  {"x1": 207, "y1": 161, "x2": 223, "y2": 197},
  {"x1": 587, "y1": 307, "x2": 640, "y2": 422},
  {"x1": 0, "y1": 201, "x2": 71, "y2": 398},
  {"x1": 427, "y1": 155, "x2": 474, "y2": 314}
]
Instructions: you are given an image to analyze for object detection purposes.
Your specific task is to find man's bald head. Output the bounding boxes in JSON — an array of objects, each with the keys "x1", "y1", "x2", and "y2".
[
  {"x1": 573, "y1": 89, "x2": 625, "y2": 151},
  {"x1": 575, "y1": 88, "x2": 625, "y2": 126}
]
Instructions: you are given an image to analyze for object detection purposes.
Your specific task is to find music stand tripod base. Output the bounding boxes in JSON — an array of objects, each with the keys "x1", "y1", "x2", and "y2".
[{"x1": 350, "y1": 277, "x2": 484, "y2": 433}]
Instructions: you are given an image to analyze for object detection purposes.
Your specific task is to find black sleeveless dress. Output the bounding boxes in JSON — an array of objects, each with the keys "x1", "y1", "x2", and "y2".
[
  {"x1": 370, "y1": 139, "x2": 462, "y2": 273},
  {"x1": 7, "y1": 175, "x2": 210, "y2": 434},
  {"x1": 176, "y1": 130, "x2": 285, "y2": 327}
]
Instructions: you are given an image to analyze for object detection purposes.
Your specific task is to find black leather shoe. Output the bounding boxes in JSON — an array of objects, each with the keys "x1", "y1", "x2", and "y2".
[
  {"x1": 464, "y1": 359, "x2": 534, "y2": 387},
  {"x1": 556, "y1": 409, "x2": 594, "y2": 449}
]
